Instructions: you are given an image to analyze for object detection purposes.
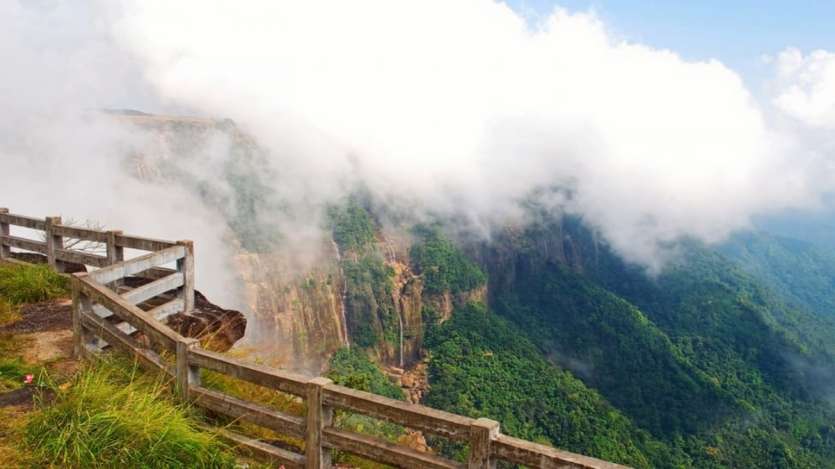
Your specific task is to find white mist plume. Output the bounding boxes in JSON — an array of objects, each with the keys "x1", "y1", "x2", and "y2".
[
  {"x1": 0, "y1": 1, "x2": 242, "y2": 307},
  {"x1": 1, "y1": 0, "x2": 834, "y2": 285},
  {"x1": 110, "y1": 0, "x2": 835, "y2": 270}
]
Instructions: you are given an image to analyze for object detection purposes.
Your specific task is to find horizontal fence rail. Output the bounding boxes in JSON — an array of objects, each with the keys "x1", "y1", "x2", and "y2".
[{"x1": 2, "y1": 209, "x2": 625, "y2": 469}]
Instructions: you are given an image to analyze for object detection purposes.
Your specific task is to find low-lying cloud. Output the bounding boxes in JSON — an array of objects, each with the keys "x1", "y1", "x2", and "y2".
[{"x1": 2, "y1": 0, "x2": 834, "y2": 288}]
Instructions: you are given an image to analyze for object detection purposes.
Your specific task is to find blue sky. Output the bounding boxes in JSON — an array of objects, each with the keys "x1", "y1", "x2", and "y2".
[{"x1": 507, "y1": 1, "x2": 834, "y2": 88}]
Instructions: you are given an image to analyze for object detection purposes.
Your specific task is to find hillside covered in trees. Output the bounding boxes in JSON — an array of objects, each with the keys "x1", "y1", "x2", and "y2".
[{"x1": 324, "y1": 202, "x2": 835, "y2": 468}]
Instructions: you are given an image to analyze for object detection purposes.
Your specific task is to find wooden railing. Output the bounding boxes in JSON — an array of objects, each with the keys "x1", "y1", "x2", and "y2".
[{"x1": 0, "y1": 209, "x2": 626, "y2": 469}]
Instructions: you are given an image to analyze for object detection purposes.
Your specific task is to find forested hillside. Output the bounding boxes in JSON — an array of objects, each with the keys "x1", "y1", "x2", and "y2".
[
  {"x1": 410, "y1": 215, "x2": 835, "y2": 468},
  {"x1": 720, "y1": 231, "x2": 835, "y2": 321},
  {"x1": 321, "y1": 200, "x2": 835, "y2": 467}
]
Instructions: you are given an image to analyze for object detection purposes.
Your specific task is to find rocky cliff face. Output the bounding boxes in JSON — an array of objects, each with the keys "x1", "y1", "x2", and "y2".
[
  {"x1": 234, "y1": 247, "x2": 348, "y2": 371},
  {"x1": 474, "y1": 216, "x2": 597, "y2": 302},
  {"x1": 108, "y1": 112, "x2": 489, "y2": 371},
  {"x1": 236, "y1": 231, "x2": 486, "y2": 371}
]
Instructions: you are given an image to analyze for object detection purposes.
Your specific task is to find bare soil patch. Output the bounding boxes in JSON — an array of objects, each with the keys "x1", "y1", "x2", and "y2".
[{"x1": 0, "y1": 299, "x2": 72, "y2": 334}]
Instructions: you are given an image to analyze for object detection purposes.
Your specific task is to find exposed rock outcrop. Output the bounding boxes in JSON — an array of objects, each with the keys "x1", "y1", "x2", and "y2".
[
  {"x1": 235, "y1": 247, "x2": 348, "y2": 371},
  {"x1": 167, "y1": 290, "x2": 247, "y2": 352},
  {"x1": 121, "y1": 277, "x2": 247, "y2": 353}
]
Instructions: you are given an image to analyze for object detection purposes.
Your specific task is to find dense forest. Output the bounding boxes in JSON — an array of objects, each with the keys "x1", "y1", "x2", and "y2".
[{"x1": 324, "y1": 201, "x2": 835, "y2": 468}]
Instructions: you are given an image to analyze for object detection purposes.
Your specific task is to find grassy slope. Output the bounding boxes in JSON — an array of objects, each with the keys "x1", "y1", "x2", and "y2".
[
  {"x1": 0, "y1": 264, "x2": 243, "y2": 468},
  {"x1": 23, "y1": 358, "x2": 236, "y2": 468}
]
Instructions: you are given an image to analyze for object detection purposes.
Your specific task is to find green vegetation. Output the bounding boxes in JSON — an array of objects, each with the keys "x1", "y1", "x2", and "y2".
[
  {"x1": 496, "y1": 261, "x2": 734, "y2": 437},
  {"x1": 23, "y1": 357, "x2": 236, "y2": 468},
  {"x1": 0, "y1": 358, "x2": 36, "y2": 393},
  {"x1": 474, "y1": 216, "x2": 835, "y2": 467},
  {"x1": 0, "y1": 263, "x2": 68, "y2": 305},
  {"x1": 327, "y1": 348, "x2": 404, "y2": 400},
  {"x1": 327, "y1": 199, "x2": 402, "y2": 355},
  {"x1": 0, "y1": 298, "x2": 19, "y2": 327},
  {"x1": 425, "y1": 303, "x2": 680, "y2": 468},
  {"x1": 343, "y1": 254, "x2": 398, "y2": 350},
  {"x1": 0, "y1": 265, "x2": 60, "y2": 394},
  {"x1": 329, "y1": 198, "x2": 377, "y2": 253},
  {"x1": 409, "y1": 226, "x2": 486, "y2": 295},
  {"x1": 720, "y1": 231, "x2": 835, "y2": 321},
  {"x1": 326, "y1": 348, "x2": 407, "y2": 469}
]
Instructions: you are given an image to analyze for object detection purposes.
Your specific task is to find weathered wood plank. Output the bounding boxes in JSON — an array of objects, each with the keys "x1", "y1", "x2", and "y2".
[
  {"x1": 89, "y1": 246, "x2": 185, "y2": 284},
  {"x1": 0, "y1": 213, "x2": 46, "y2": 230},
  {"x1": 189, "y1": 385, "x2": 306, "y2": 438},
  {"x1": 323, "y1": 428, "x2": 463, "y2": 469},
  {"x1": 79, "y1": 308, "x2": 174, "y2": 377},
  {"x1": 51, "y1": 224, "x2": 109, "y2": 242},
  {"x1": 121, "y1": 272, "x2": 184, "y2": 305},
  {"x1": 75, "y1": 275, "x2": 181, "y2": 352},
  {"x1": 147, "y1": 298, "x2": 184, "y2": 322},
  {"x1": 492, "y1": 434, "x2": 627, "y2": 469},
  {"x1": 115, "y1": 234, "x2": 177, "y2": 252},
  {"x1": 55, "y1": 248, "x2": 109, "y2": 267},
  {"x1": 90, "y1": 304, "x2": 137, "y2": 344},
  {"x1": 214, "y1": 428, "x2": 305, "y2": 469},
  {"x1": 189, "y1": 348, "x2": 310, "y2": 397},
  {"x1": 0, "y1": 235, "x2": 47, "y2": 254},
  {"x1": 322, "y1": 384, "x2": 474, "y2": 441}
]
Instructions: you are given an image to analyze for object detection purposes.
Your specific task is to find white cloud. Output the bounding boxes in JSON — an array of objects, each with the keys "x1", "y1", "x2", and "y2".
[
  {"x1": 111, "y1": 1, "x2": 835, "y2": 269},
  {"x1": 0, "y1": 1, "x2": 242, "y2": 307},
  {"x1": 773, "y1": 48, "x2": 835, "y2": 129},
  {"x1": 1, "y1": 0, "x2": 834, "y2": 281}
]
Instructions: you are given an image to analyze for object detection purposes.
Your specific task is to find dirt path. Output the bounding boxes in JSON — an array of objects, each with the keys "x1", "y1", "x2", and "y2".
[
  {"x1": 1, "y1": 299, "x2": 73, "y2": 334},
  {"x1": 0, "y1": 298, "x2": 77, "y2": 409}
]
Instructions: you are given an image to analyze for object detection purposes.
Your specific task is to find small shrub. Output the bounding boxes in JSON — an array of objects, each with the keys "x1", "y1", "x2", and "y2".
[
  {"x1": 23, "y1": 357, "x2": 235, "y2": 468},
  {"x1": 327, "y1": 348, "x2": 404, "y2": 400},
  {"x1": 409, "y1": 227, "x2": 486, "y2": 295},
  {"x1": 327, "y1": 348, "x2": 407, "y2": 467},
  {"x1": 328, "y1": 199, "x2": 376, "y2": 252},
  {"x1": 0, "y1": 264, "x2": 69, "y2": 305}
]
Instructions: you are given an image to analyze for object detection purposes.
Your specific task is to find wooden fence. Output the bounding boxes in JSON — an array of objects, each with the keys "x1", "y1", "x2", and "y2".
[{"x1": 0, "y1": 209, "x2": 626, "y2": 469}]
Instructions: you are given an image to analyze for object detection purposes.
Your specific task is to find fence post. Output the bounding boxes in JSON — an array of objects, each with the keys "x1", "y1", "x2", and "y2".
[
  {"x1": 469, "y1": 418, "x2": 500, "y2": 469},
  {"x1": 306, "y1": 377, "x2": 334, "y2": 469},
  {"x1": 176, "y1": 337, "x2": 201, "y2": 401},
  {"x1": 0, "y1": 208, "x2": 9, "y2": 260},
  {"x1": 71, "y1": 273, "x2": 95, "y2": 358},
  {"x1": 106, "y1": 230, "x2": 124, "y2": 265},
  {"x1": 45, "y1": 216, "x2": 62, "y2": 271},
  {"x1": 176, "y1": 240, "x2": 195, "y2": 312},
  {"x1": 107, "y1": 230, "x2": 124, "y2": 287}
]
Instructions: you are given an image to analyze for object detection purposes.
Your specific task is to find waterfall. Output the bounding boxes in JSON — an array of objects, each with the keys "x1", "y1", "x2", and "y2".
[
  {"x1": 398, "y1": 310, "x2": 404, "y2": 368},
  {"x1": 331, "y1": 240, "x2": 350, "y2": 349}
]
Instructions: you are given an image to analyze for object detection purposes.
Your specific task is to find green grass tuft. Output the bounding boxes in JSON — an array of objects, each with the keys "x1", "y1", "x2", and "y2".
[
  {"x1": 0, "y1": 358, "x2": 36, "y2": 393},
  {"x1": 0, "y1": 264, "x2": 69, "y2": 305},
  {"x1": 23, "y1": 357, "x2": 236, "y2": 468}
]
